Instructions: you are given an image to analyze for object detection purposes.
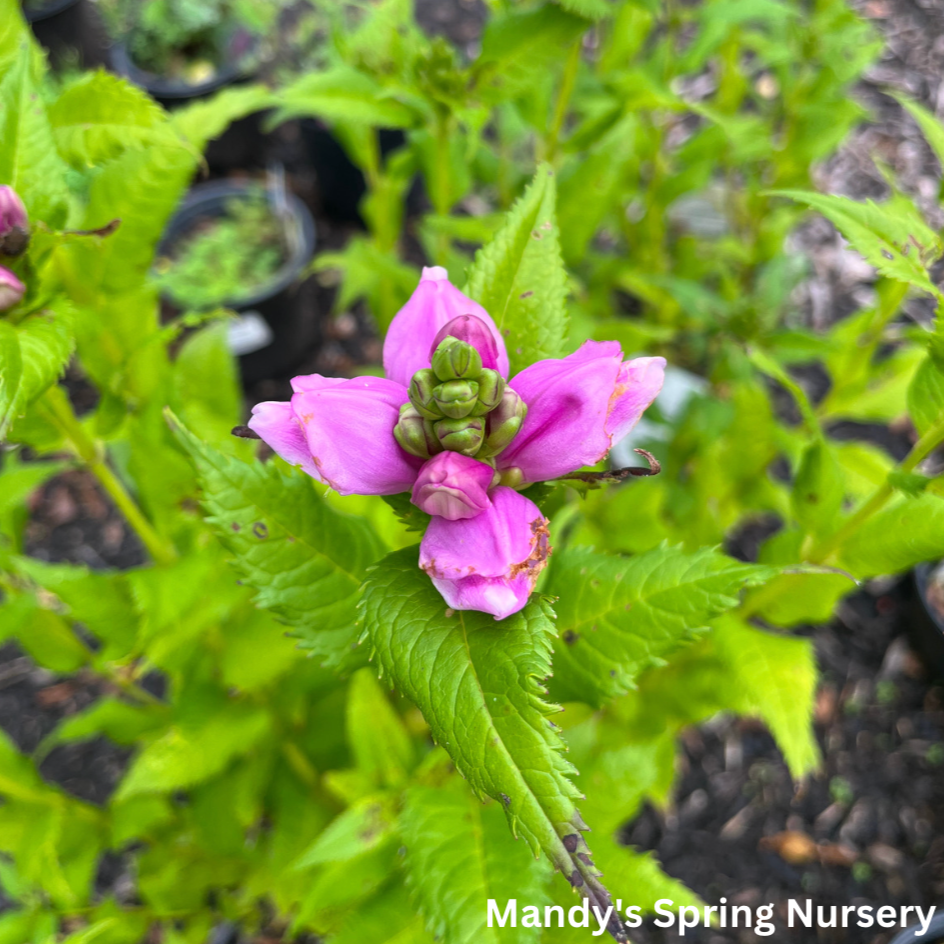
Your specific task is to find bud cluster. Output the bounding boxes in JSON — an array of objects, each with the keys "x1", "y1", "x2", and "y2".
[{"x1": 395, "y1": 336, "x2": 527, "y2": 460}]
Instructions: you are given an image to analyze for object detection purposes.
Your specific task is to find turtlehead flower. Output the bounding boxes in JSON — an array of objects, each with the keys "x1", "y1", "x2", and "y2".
[
  {"x1": 0, "y1": 186, "x2": 29, "y2": 257},
  {"x1": 0, "y1": 266, "x2": 24, "y2": 310},
  {"x1": 249, "y1": 266, "x2": 665, "y2": 619}
]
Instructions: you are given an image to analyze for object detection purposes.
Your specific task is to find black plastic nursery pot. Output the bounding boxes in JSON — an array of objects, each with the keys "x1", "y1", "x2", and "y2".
[
  {"x1": 909, "y1": 562, "x2": 944, "y2": 680},
  {"x1": 301, "y1": 121, "x2": 420, "y2": 223},
  {"x1": 109, "y1": 34, "x2": 268, "y2": 173},
  {"x1": 158, "y1": 180, "x2": 318, "y2": 386},
  {"x1": 24, "y1": 0, "x2": 108, "y2": 68}
]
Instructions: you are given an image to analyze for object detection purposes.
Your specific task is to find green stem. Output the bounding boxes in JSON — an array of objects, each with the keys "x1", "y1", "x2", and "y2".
[
  {"x1": 433, "y1": 111, "x2": 453, "y2": 263},
  {"x1": 40, "y1": 387, "x2": 178, "y2": 567},
  {"x1": 809, "y1": 414, "x2": 944, "y2": 564},
  {"x1": 545, "y1": 37, "x2": 582, "y2": 164}
]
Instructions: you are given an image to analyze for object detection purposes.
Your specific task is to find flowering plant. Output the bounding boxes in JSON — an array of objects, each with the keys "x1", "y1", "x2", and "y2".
[{"x1": 249, "y1": 266, "x2": 665, "y2": 618}]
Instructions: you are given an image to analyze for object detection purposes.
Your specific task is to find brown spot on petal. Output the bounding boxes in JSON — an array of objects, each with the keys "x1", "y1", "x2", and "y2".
[{"x1": 509, "y1": 517, "x2": 551, "y2": 583}]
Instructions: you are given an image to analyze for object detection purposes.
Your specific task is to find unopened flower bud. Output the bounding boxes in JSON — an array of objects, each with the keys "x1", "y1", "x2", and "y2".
[
  {"x1": 433, "y1": 379, "x2": 479, "y2": 419},
  {"x1": 434, "y1": 416, "x2": 485, "y2": 456},
  {"x1": 430, "y1": 314, "x2": 504, "y2": 375},
  {"x1": 431, "y1": 335, "x2": 483, "y2": 381},
  {"x1": 408, "y1": 368, "x2": 442, "y2": 419},
  {"x1": 0, "y1": 266, "x2": 25, "y2": 310},
  {"x1": 411, "y1": 451, "x2": 493, "y2": 520},
  {"x1": 0, "y1": 186, "x2": 29, "y2": 256},
  {"x1": 394, "y1": 405, "x2": 441, "y2": 459},
  {"x1": 470, "y1": 368, "x2": 505, "y2": 416},
  {"x1": 479, "y1": 388, "x2": 527, "y2": 458}
]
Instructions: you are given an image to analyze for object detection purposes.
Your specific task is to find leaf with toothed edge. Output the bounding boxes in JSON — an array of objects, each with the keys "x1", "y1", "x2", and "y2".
[
  {"x1": 545, "y1": 545, "x2": 778, "y2": 707},
  {"x1": 362, "y1": 547, "x2": 628, "y2": 943},
  {"x1": 401, "y1": 778, "x2": 551, "y2": 944},
  {"x1": 168, "y1": 413, "x2": 385, "y2": 671},
  {"x1": 464, "y1": 164, "x2": 569, "y2": 377}
]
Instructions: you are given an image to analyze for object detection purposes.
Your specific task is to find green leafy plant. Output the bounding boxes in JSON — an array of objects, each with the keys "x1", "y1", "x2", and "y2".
[
  {"x1": 3, "y1": 1, "x2": 944, "y2": 942},
  {"x1": 154, "y1": 188, "x2": 290, "y2": 309}
]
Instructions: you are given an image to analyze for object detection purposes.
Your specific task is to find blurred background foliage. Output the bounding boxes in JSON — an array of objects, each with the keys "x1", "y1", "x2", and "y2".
[{"x1": 3, "y1": 0, "x2": 944, "y2": 941}]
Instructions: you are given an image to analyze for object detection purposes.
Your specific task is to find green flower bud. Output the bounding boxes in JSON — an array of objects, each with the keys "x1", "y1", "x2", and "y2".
[
  {"x1": 408, "y1": 368, "x2": 442, "y2": 419},
  {"x1": 434, "y1": 416, "x2": 485, "y2": 456},
  {"x1": 394, "y1": 405, "x2": 441, "y2": 459},
  {"x1": 433, "y1": 379, "x2": 480, "y2": 419},
  {"x1": 431, "y1": 337, "x2": 483, "y2": 381},
  {"x1": 469, "y1": 368, "x2": 505, "y2": 416},
  {"x1": 478, "y1": 388, "x2": 527, "y2": 458}
]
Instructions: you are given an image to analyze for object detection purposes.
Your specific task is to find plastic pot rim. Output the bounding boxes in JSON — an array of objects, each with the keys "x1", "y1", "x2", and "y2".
[{"x1": 158, "y1": 179, "x2": 316, "y2": 312}]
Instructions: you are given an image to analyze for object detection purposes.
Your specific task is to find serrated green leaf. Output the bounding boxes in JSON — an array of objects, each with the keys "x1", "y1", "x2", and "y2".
[
  {"x1": 171, "y1": 418, "x2": 385, "y2": 669},
  {"x1": 0, "y1": 43, "x2": 69, "y2": 227},
  {"x1": 401, "y1": 779, "x2": 551, "y2": 944},
  {"x1": 42, "y1": 699, "x2": 167, "y2": 753},
  {"x1": 170, "y1": 84, "x2": 275, "y2": 148},
  {"x1": 771, "y1": 189, "x2": 942, "y2": 297},
  {"x1": 0, "y1": 592, "x2": 89, "y2": 673},
  {"x1": 47, "y1": 70, "x2": 171, "y2": 166},
  {"x1": 363, "y1": 547, "x2": 626, "y2": 940},
  {"x1": 546, "y1": 546, "x2": 775, "y2": 707},
  {"x1": 380, "y1": 492, "x2": 432, "y2": 533},
  {"x1": 464, "y1": 164, "x2": 568, "y2": 375}
]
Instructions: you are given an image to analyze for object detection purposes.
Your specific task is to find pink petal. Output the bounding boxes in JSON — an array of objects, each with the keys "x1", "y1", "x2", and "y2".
[
  {"x1": 419, "y1": 486, "x2": 550, "y2": 619},
  {"x1": 247, "y1": 400, "x2": 321, "y2": 481},
  {"x1": 606, "y1": 356, "x2": 666, "y2": 443},
  {"x1": 0, "y1": 266, "x2": 24, "y2": 310},
  {"x1": 429, "y1": 573, "x2": 535, "y2": 621},
  {"x1": 252, "y1": 376, "x2": 421, "y2": 495},
  {"x1": 497, "y1": 341, "x2": 623, "y2": 483},
  {"x1": 383, "y1": 266, "x2": 509, "y2": 386},
  {"x1": 289, "y1": 374, "x2": 347, "y2": 395},
  {"x1": 411, "y1": 452, "x2": 495, "y2": 520}
]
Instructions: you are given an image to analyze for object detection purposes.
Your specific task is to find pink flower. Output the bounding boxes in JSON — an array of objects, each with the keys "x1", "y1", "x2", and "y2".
[
  {"x1": 0, "y1": 266, "x2": 24, "y2": 310},
  {"x1": 248, "y1": 266, "x2": 665, "y2": 618},
  {"x1": 419, "y1": 487, "x2": 550, "y2": 620},
  {"x1": 0, "y1": 186, "x2": 29, "y2": 257}
]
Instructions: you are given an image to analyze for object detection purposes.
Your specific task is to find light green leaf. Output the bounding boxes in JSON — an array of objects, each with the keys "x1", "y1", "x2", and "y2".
[
  {"x1": 295, "y1": 793, "x2": 397, "y2": 869},
  {"x1": 273, "y1": 66, "x2": 416, "y2": 128},
  {"x1": 47, "y1": 70, "x2": 171, "y2": 165},
  {"x1": 464, "y1": 164, "x2": 568, "y2": 375},
  {"x1": 401, "y1": 779, "x2": 551, "y2": 944},
  {"x1": 791, "y1": 439, "x2": 845, "y2": 537},
  {"x1": 711, "y1": 615, "x2": 819, "y2": 778},
  {"x1": 895, "y1": 94, "x2": 944, "y2": 175},
  {"x1": 347, "y1": 667, "x2": 415, "y2": 788},
  {"x1": 907, "y1": 353, "x2": 944, "y2": 436},
  {"x1": 0, "y1": 43, "x2": 69, "y2": 227},
  {"x1": 170, "y1": 84, "x2": 275, "y2": 149},
  {"x1": 0, "y1": 307, "x2": 74, "y2": 440},
  {"x1": 546, "y1": 546, "x2": 775, "y2": 706},
  {"x1": 0, "y1": 592, "x2": 89, "y2": 673},
  {"x1": 839, "y1": 493, "x2": 944, "y2": 577},
  {"x1": 330, "y1": 884, "x2": 435, "y2": 944},
  {"x1": 42, "y1": 699, "x2": 167, "y2": 752},
  {"x1": 0, "y1": 321, "x2": 23, "y2": 440},
  {"x1": 556, "y1": 0, "x2": 612, "y2": 20},
  {"x1": 115, "y1": 701, "x2": 271, "y2": 799},
  {"x1": 0, "y1": 457, "x2": 68, "y2": 520},
  {"x1": 171, "y1": 418, "x2": 385, "y2": 669},
  {"x1": 771, "y1": 189, "x2": 942, "y2": 297},
  {"x1": 363, "y1": 548, "x2": 625, "y2": 935}
]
